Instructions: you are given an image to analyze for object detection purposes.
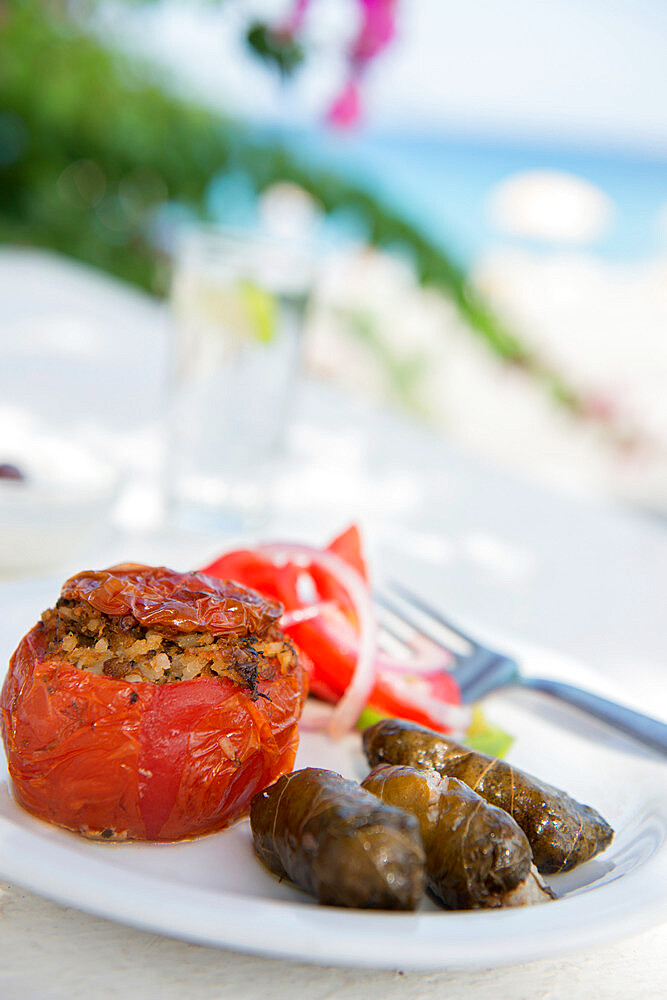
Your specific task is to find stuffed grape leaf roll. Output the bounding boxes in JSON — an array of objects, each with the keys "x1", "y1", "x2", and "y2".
[
  {"x1": 362, "y1": 764, "x2": 553, "y2": 908},
  {"x1": 250, "y1": 767, "x2": 425, "y2": 909},
  {"x1": 363, "y1": 719, "x2": 613, "y2": 874}
]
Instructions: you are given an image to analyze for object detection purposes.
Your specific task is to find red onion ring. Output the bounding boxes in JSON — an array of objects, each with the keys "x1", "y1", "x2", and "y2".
[
  {"x1": 258, "y1": 543, "x2": 377, "y2": 739},
  {"x1": 280, "y1": 601, "x2": 338, "y2": 629}
]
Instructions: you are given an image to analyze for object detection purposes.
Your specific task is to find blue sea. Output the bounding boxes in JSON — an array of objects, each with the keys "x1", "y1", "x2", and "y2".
[{"x1": 270, "y1": 128, "x2": 667, "y2": 268}]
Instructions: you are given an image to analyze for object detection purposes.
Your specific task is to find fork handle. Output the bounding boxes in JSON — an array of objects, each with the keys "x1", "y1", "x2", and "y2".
[{"x1": 524, "y1": 677, "x2": 667, "y2": 755}]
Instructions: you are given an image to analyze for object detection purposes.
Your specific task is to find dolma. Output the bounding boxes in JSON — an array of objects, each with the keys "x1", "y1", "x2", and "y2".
[
  {"x1": 362, "y1": 764, "x2": 553, "y2": 908},
  {"x1": 250, "y1": 767, "x2": 425, "y2": 909},
  {"x1": 363, "y1": 719, "x2": 614, "y2": 873}
]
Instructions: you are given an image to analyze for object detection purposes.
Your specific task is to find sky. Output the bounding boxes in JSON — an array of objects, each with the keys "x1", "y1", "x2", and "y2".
[{"x1": 115, "y1": 0, "x2": 667, "y2": 154}]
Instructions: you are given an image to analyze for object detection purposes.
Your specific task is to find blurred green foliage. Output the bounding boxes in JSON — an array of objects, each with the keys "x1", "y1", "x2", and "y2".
[
  {"x1": 0, "y1": 0, "x2": 245, "y2": 290},
  {"x1": 0, "y1": 1, "x2": 531, "y2": 357},
  {"x1": 0, "y1": 0, "x2": 596, "y2": 418}
]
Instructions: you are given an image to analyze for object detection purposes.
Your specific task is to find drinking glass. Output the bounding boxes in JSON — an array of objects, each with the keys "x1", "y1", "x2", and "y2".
[{"x1": 166, "y1": 226, "x2": 313, "y2": 533}]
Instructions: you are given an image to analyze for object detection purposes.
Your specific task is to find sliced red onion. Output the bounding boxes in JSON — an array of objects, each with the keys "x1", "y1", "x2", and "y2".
[
  {"x1": 375, "y1": 649, "x2": 452, "y2": 675},
  {"x1": 299, "y1": 698, "x2": 337, "y2": 732},
  {"x1": 280, "y1": 601, "x2": 338, "y2": 628},
  {"x1": 258, "y1": 543, "x2": 377, "y2": 739},
  {"x1": 303, "y1": 611, "x2": 452, "y2": 676},
  {"x1": 377, "y1": 672, "x2": 472, "y2": 735}
]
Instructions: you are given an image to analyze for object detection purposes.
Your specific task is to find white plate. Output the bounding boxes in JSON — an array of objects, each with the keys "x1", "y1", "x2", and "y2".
[{"x1": 0, "y1": 578, "x2": 665, "y2": 970}]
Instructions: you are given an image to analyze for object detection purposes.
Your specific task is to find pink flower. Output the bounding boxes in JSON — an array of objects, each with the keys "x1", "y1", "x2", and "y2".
[
  {"x1": 352, "y1": 0, "x2": 397, "y2": 65},
  {"x1": 262, "y1": 0, "x2": 398, "y2": 128},
  {"x1": 280, "y1": 0, "x2": 312, "y2": 36},
  {"x1": 327, "y1": 78, "x2": 362, "y2": 128},
  {"x1": 327, "y1": 0, "x2": 397, "y2": 128}
]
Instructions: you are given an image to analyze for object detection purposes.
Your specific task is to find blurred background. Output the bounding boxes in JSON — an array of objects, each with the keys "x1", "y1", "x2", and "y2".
[{"x1": 1, "y1": 0, "x2": 667, "y2": 543}]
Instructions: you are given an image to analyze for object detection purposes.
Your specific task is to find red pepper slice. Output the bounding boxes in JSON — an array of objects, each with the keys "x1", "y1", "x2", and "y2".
[
  {"x1": 325, "y1": 524, "x2": 368, "y2": 580},
  {"x1": 202, "y1": 526, "x2": 462, "y2": 733}
]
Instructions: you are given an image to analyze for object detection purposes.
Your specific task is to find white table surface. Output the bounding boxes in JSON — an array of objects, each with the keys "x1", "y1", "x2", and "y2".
[{"x1": 0, "y1": 249, "x2": 665, "y2": 998}]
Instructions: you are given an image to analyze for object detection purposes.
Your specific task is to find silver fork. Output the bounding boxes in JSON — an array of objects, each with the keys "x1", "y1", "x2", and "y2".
[{"x1": 375, "y1": 582, "x2": 667, "y2": 756}]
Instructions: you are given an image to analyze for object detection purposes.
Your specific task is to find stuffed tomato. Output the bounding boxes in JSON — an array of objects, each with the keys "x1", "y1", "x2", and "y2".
[{"x1": 0, "y1": 564, "x2": 307, "y2": 841}]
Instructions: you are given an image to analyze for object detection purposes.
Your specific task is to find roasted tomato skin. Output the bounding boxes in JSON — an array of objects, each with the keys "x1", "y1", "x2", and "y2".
[
  {"x1": 59, "y1": 562, "x2": 284, "y2": 636},
  {"x1": 1, "y1": 622, "x2": 307, "y2": 841}
]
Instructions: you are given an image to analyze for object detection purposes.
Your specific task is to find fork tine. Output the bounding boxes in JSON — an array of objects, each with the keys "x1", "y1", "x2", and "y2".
[
  {"x1": 375, "y1": 586, "x2": 519, "y2": 699},
  {"x1": 375, "y1": 587, "x2": 471, "y2": 661},
  {"x1": 374, "y1": 600, "x2": 420, "y2": 646},
  {"x1": 384, "y1": 581, "x2": 483, "y2": 651},
  {"x1": 374, "y1": 604, "x2": 416, "y2": 659}
]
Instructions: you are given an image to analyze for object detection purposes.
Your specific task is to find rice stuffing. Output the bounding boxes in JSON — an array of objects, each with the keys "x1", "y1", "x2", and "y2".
[{"x1": 41, "y1": 598, "x2": 298, "y2": 698}]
